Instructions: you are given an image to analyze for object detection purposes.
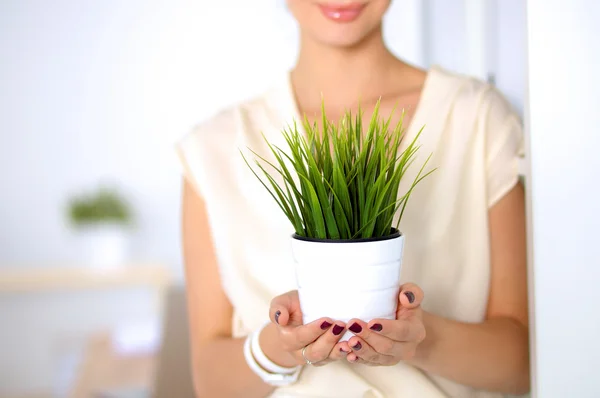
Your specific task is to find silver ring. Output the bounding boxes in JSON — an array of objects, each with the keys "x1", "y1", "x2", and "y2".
[{"x1": 301, "y1": 345, "x2": 314, "y2": 365}]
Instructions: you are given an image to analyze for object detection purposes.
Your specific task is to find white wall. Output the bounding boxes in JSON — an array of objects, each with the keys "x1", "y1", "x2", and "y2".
[
  {"x1": 526, "y1": 1, "x2": 600, "y2": 396},
  {"x1": 495, "y1": 0, "x2": 527, "y2": 114},
  {"x1": 427, "y1": 0, "x2": 467, "y2": 72}
]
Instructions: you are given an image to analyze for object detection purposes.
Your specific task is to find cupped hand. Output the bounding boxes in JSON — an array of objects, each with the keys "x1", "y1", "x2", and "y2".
[
  {"x1": 339, "y1": 283, "x2": 427, "y2": 366},
  {"x1": 268, "y1": 290, "x2": 348, "y2": 367}
]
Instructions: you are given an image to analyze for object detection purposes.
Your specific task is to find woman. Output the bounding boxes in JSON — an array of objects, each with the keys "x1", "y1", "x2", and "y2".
[{"x1": 176, "y1": 1, "x2": 529, "y2": 397}]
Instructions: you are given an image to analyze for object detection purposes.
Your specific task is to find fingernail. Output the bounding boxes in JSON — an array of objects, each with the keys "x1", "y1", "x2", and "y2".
[
  {"x1": 332, "y1": 325, "x2": 344, "y2": 335},
  {"x1": 370, "y1": 323, "x2": 383, "y2": 332},
  {"x1": 404, "y1": 291, "x2": 415, "y2": 304},
  {"x1": 349, "y1": 322, "x2": 362, "y2": 334},
  {"x1": 320, "y1": 321, "x2": 333, "y2": 330},
  {"x1": 340, "y1": 347, "x2": 347, "y2": 354},
  {"x1": 352, "y1": 342, "x2": 362, "y2": 350},
  {"x1": 275, "y1": 310, "x2": 281, "y2": 324}
]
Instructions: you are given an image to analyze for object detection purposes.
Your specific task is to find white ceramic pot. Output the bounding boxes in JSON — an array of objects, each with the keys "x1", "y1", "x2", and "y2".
[
  {"x1": 76, "y1": 223, "x2": 130, "y2": 269},
  {"x1": 291, "y1": 230, "x2": 404, "y2": 341}
]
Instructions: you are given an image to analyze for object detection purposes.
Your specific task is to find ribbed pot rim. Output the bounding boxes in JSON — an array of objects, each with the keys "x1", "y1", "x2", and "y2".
[{"x1": 292, "y1": 228, "x2": 401, "y2": 244}]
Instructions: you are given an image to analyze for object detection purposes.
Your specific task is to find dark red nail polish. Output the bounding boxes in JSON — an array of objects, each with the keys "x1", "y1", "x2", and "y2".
[
  {"x1": 332, "y1": 325, "x2": 344, "y2": 335},
  {"x1": 275, "y1": 310, "x2": 281, "y2": 324},
  {"x1": 405, "y1": 291, "x2": 415, "y2": 304},
  {"x1": 352, "y1": 342, "x2": 362, "y2": 350},
  {"x1": 340, "y1": 347, "x2": 347, "y2": 353},
  {"x1": 321, "y1": 321, "x2": 333, "y2": 330},
  {"x1": 370, "y1": 323, "x2": 383, "y2": 332},
  {"x1": 349, "y1": 322, "x2": 362, "y2": 334}
]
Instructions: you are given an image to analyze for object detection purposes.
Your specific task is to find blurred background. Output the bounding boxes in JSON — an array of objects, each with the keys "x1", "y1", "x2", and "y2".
[{"x1": 0, "y1": 1, "x2": 526, "y2": 397}]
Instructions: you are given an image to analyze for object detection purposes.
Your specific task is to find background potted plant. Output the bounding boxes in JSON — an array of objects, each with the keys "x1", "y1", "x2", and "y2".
[
  {"x1": 67, "y1": 186, "x2": 133, "y2": 269},
  {"x1": 243, "y1": 102, "x2": 434, "y2": 341}
]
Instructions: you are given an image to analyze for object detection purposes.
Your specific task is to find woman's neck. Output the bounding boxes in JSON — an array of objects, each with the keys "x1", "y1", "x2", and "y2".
[{"x1": 291, "y1": 26, "x2": 407, "y2": 114}]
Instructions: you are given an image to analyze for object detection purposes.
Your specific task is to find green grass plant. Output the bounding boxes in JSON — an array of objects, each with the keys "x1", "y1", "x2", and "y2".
[{"x1": 242, "y1": 100, "x2": 434, "y2": 240}]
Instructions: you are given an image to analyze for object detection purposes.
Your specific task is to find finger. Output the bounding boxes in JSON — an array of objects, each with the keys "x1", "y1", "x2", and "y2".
[
  {"x1": 346, "y1": 335, "x2": 392, "y2": 365},
  {"x1": 347, "y1": 355, "x2": 377, "y2": 366},
  {"x1": 329, "y1": 341, "x2": 350, "y2": 361},
  {"x1": 346, "y1": 351, "x2": 360, "y2": 363},
  {"x1": 270, "y1": 290, "x2": 300, "y2": 326},
  {"x1": 279, "y1": 317, "x2": 334, "y2": 350},
  {"x1": 346, "y1": 319, "x2": 398, "y2": 356},
  {"x1": 367, "y1": 317, "x2": 426, "y2": 343},
  {"x1": 398, "y1": 283, "x2": 424, "y2": 309},
  {"x1": 270, "y1": 306, "x2": 290, "y2": 326},
  {"x1": 302, "y1": 322, "x2": 346, "y2": 365},
  {"x1": 360, "y1": 321, "x2": 420, "y2": 360}
]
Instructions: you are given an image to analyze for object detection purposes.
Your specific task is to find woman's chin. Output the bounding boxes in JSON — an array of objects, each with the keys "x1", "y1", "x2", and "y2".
[{"x1": 305, "y1": 26, "x2": 380, "y2": 49}]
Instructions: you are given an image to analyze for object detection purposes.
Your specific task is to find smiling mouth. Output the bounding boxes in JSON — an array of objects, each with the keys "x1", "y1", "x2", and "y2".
[{"x1": 318, "y1": 2, "x2": 367, "y2": 23}]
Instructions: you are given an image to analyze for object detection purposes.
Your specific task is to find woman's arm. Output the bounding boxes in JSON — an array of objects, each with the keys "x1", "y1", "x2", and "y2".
[
  {"x1": 182, "y1": 179, "x2": 276, "y2": 398},
  {"x1": 409, "y1": 183, "x2": 530, "y2": 395},
  {"x1": 182, "y1": 180, "x2": 345, "y2": 397}
]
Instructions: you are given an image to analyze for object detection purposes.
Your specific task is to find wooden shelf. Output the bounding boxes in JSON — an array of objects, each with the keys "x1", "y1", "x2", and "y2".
[{"x1": 0, "y1": 264, "x2": 173, "y2": 293}]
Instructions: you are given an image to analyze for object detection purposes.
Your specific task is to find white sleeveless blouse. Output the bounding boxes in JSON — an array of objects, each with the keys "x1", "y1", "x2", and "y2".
[{"x1": 176, "y1": 66, "x2": 523, "y2": 398}]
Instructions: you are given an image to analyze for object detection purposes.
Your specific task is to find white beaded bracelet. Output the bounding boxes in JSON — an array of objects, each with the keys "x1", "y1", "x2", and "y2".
[{"x1": 251, "y1": 322, "x2": 299, "y2": 375}]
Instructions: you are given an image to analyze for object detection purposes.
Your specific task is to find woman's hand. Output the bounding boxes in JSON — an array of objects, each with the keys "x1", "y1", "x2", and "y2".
[
  {"x1": 340, "y1": 283, "x2": 427, "y2": 366},
  {"x1": 265, "y1": 290, "x2": 348, "y2": 368}
]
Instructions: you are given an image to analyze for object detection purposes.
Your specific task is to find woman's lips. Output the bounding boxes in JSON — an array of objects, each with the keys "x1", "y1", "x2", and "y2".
[{"x1": 318, "y1": 2, "x2": 367, "y2": 23}]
